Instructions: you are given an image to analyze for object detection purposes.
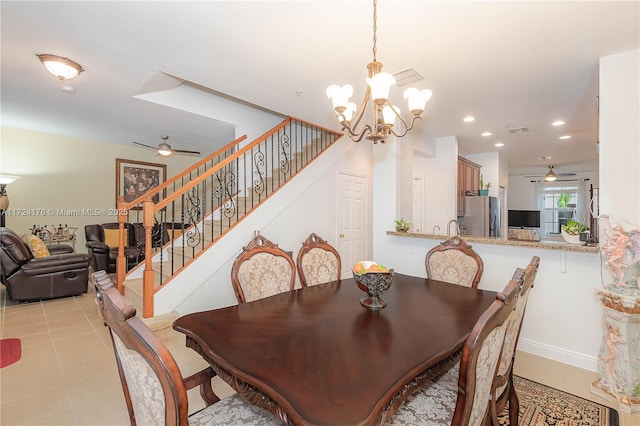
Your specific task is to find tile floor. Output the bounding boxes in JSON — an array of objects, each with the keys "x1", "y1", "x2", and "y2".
[{"x1": 1, "y1": 285, "x2": 638, "y2": 425}]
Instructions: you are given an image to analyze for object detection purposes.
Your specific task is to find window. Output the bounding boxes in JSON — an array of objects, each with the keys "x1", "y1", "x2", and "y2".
[{"x1": 542, "y1": 185, "x2": 578, "y2": 234}]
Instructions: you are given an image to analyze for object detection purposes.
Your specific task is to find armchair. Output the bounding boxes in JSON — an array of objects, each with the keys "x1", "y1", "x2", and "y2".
[
  {"x1": 85, "y1": 223, "x2": 143, "y2": 273},
  {"x1": 0, "y1": 227, "x2": 90, "y2": 302}
]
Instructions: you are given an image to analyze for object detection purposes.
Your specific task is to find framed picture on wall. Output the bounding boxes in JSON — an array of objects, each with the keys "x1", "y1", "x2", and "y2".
[{"x1": 115, "y1": 158, "x2": 166, "y2": 208}]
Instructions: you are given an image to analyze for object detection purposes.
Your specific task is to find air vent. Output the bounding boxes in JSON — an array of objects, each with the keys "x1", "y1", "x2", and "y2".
[
  {"x1": 507, "y1": 126, "x2": 529, "y2": 134},
  {"x1": 393, "y1": 68, "x2": 424, "y2": 87}
]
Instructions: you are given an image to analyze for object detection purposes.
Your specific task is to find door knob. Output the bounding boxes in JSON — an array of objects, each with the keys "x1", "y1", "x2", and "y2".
[{"x1": 339, "y1": 233, "x2": 344, "y2": 238}]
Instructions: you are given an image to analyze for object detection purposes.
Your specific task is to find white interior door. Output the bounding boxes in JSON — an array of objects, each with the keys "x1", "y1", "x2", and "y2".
[{"x1": 337, "y1": 173, "x2": 368, "y2": 278}]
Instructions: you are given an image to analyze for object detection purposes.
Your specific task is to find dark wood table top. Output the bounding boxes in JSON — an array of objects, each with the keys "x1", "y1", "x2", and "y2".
[{"x1": 173, "y1": 273, "x2": 497, "y2": 425}]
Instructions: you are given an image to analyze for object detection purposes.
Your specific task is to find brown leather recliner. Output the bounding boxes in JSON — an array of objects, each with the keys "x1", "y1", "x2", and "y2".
[
  {"x1": 0, "y1": 227, "x2": 90, "y2": 302},
  {"x1": 84, "y1": 223, "x2": 144, "y2": 274}
]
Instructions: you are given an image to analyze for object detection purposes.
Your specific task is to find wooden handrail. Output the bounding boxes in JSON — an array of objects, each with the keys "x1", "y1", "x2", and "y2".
[
  {"x1": 154, "y1": 117, "x2": 293, "y2": 212},
  {"x1": 123, "y1": 134, "x2": 248, "y2": 211}
]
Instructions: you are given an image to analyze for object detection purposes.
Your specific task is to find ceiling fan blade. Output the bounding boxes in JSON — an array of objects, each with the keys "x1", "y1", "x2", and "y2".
[
  {"x1": 172, "y1": 149, "x2": 201, "y2": 155},
  {"x1": 132, "y1": 141, "x2": 158, "y2": 150}
]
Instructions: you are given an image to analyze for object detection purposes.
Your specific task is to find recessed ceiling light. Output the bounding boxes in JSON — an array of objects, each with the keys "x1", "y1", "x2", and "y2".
[
  {"x1": 539, "y1": 156, "x2": 552, "y2": 160},
  {"x1": 463, "y1": 116, "x2": 475, "y2": 122},
  {"x1": 559, "y1": 135, "x2": 571, "y2": 140},
  {"x1": 494, "y1": 142, "x2": 504, "y2": 147},
  {"x1": 552, "y1": 120, "x2": 565, "y2": 126},
  {"x1": 481, "y1": 132, "x2": 492, "y2": 137}
]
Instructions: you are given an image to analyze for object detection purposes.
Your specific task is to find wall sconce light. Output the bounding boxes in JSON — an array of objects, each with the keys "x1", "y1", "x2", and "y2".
[
  {"x1": 0, "y1": 175, "x2": 21, "y2": 227},
  {"x1": 37, "y1": 54, "x2": 83, "y2": 80}
]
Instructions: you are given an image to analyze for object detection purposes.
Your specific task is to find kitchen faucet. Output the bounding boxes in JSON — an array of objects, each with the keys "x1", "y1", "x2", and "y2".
[
  {"x1": 432, "y1": 225, "x2": 441, "y2": 235},
  {"x1": 447, "y1": 219, "x2": 460, "y2": 237}
]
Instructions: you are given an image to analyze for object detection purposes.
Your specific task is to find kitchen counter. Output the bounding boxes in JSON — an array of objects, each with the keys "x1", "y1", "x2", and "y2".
[{"x1": 386, "y1": 231, "x2": 599, "y2": 253}]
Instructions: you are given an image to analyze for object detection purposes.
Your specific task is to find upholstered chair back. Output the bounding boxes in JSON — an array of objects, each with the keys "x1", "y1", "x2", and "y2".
[
  {"x1": 425, "y1": 237, "x2": 484, "y2": 288},
  {"x1": 491, "y1": 256, "x2": 540, "y2": 424},
  {"x1": 296, "y1": 233, "x2": 342, "y2": 287},
  {"x1": 231, "y1": 235, "x2": 296, "y2": 303},
  {"x1": 0, "y1": 228, "x2": 34, "y2": 277},
  {"x1": 451, "y1": 282, "x2": 515, "y2": 426},
  {"x1": 93, "y1": 271, "x2": 281, "y2": 426}
]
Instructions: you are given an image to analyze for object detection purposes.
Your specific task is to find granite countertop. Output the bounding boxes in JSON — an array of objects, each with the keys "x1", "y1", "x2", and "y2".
[{"x1": 386, "y1": 231, "x2": 599, "y2": 253}]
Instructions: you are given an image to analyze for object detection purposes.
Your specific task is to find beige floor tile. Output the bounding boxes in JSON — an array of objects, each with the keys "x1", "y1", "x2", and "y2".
[
  {"x1": 2, "y1": 321, "x2": 49, "y2": 338},
  {"x1": 48, "y1": 321, "x2": 96, "y2": 340},
  {"x1": 1, "y1": 405, "x2": 75, "y2": 426}
]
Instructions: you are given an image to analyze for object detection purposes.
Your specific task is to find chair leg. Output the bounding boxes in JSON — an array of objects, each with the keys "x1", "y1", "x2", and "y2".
[{"x1": 508, "y1": 386, "x2": 520, "y2": 425}]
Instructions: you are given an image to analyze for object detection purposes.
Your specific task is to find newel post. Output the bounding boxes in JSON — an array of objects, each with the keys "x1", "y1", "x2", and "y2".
[
  {"x1": 142, "y1": 195, "x2": 155, "y2": 318},
  {"x1": 116, "y1": 196, "x2": 127, "y2": 293}
]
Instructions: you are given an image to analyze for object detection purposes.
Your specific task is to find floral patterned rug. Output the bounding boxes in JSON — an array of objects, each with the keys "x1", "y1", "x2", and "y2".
[{"x1": 498, "y1": 375, "x2": 619, "y2": 425}]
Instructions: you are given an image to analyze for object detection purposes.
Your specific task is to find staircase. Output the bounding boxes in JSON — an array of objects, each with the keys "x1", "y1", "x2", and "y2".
[{"x1": 112, "y1": 117, "x2": 342, "y2": 318}]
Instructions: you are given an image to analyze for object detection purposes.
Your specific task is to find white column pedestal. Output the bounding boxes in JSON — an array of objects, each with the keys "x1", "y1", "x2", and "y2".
[{"x1": 591, "y1": 289, "x2": 640, "y2": 414}]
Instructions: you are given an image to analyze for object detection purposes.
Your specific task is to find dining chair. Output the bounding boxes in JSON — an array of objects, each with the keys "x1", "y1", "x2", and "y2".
[
  {"x1": 296, "y1": 232, "x2": 342, "y2": 287},
  {"x1": 389, "y1": 274, "x2": 517, "y2": 426},
  {"x1": 491, "y1": 256, "x2": 540, "y2": 425},
  {"x1": 93, "y1": 273, "x2": 281, "y2": 426},
  {"x1": 425, "y1": 236, "x2": 484, "y2": 288},
  {"x1": 230, "y1": 234, "x2": 296, "y2": 303}
]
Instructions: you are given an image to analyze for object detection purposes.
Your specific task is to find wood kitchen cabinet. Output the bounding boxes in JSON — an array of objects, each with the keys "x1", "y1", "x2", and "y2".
[{"x1": 457, "y1": 157, "x2": 481, "y2": 216}]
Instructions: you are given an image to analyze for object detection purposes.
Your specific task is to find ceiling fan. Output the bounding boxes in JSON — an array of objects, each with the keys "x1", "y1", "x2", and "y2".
[
  {"x1": 524, "y1": 165, "x2": 576, "y2": 181},
  {"x1": 132, "y1": 135, "x2": 201, "y2": 156}
]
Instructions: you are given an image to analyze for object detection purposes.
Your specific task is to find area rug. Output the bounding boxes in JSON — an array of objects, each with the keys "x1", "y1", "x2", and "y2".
[
  {"x1": 0, "y1": 338, "x2": 22, "y2": 368},
  {"x1": 498, "y1": 375, "x2": 619, "y2": 425}
]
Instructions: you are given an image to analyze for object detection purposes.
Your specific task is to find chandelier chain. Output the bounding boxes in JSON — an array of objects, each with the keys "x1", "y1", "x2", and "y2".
[{"x1": 372, "y1": 0, "x2": 378, "y2": 61}]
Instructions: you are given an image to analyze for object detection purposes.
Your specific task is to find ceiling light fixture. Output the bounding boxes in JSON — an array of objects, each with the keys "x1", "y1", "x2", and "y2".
[
  {"x1": 326, "y1": 0, "x2": 432, "y2": 144},
  {"x1": 494, "y1": 142, "x2": 504, "y2": 147},
  {"x1": 544, "y1": 165, "x2": 558, "y2": 182},
  {"x1": 37, "y1": 54, "x2": 83, "y2": 80},
  {"x1": 552, "y1": 120, "x2": 565, "y2": 126},
  {"x1": 559, "y1": 135, "x2": 571, "y2": 140},
  {"x1": 481, "y1": 132, "x2": 492, "y2": 137},
  {"x1": 463, "y1": 116, "x2": 475, "y2": 122}
]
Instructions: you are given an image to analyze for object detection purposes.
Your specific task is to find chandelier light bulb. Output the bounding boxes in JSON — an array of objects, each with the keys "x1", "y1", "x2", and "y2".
[
  {"x1": 340, "y1": 102, "x2": 357, "y2": 123},
  {"x1": 382, "y1": 105, "x2": 401, "y2": 125},
  {"x1": 326, "y1": 85, "x2": 353, "y2": 112},
  {"x1": 404, "y1": 88, "x2": 432, "y2": 115},
  {"x1": 366, "y1": 72, "x2": 395, "y2": 105}
]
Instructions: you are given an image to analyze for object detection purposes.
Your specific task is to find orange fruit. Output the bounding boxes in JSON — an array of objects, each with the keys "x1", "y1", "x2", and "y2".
[
  {"x1": 368, "y1": 264, "x2": 383, "y2": 272},
  {"x1": 353, "y1": 262, "x2": 366, "y2": 275}
]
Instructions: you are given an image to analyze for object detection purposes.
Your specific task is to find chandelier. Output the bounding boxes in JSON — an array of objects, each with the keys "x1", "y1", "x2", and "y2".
[{"x1": 326, "y1": 0, "x2": 432, "y2": 144}]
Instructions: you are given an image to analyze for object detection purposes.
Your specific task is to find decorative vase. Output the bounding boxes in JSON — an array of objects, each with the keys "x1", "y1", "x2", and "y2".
[
  {"x1": 478, "y1": 189, "x2": 489, "y2": 196},
  {"x1": 353, "y1": 266, "x2": 394, "y2": 309},
  {"x1": 396, "y1": 226, "x2": 409, "y2": 232}
]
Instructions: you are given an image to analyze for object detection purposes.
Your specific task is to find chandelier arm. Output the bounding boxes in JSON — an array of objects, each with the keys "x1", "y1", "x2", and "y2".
[
  {"x1": 386, "y1": 116, "x2": 422, "y2": 138},
  {"x1": 349, "y1": 88, "x2": 372, "y2": 132},
  {"x1": 343, "y1": 124, "x2": 374, "y2": 143}
]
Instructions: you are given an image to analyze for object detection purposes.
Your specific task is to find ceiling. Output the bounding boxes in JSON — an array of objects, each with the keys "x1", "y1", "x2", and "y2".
[{"x1": 1, "y1": 1, "x2": 638, "y2": 176}]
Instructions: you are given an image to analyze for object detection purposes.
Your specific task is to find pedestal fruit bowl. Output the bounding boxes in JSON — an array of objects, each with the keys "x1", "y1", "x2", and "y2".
[{"x1": 352, "y1": 261, "x2": 394, "y2": 309}]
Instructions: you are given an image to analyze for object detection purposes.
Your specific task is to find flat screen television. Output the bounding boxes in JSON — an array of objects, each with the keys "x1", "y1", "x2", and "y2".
[{"x1": 508, "y1": 210, "x2": 541, "y2": 228}]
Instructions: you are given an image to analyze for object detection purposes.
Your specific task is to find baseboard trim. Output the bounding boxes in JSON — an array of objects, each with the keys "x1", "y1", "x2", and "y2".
[{"x1": 518, "y1": 338, "x2": 599, "y2": 372}]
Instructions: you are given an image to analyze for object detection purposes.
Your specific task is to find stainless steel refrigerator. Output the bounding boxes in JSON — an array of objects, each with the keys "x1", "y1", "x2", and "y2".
[{"x1": 464, "y1": 196, "x2": 501, "y2": 237}]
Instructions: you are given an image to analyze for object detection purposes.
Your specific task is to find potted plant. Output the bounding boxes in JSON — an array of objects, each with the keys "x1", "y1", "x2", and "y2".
[
  {"x1": 561, "y1": 220, "x2": 589, "y2": 245},
  {"x1": 478, "y1": 175, "x2": 491, "y2": 196},
  {"x1": 394, "y1": 218, "x2": 412, "y2": 232}
]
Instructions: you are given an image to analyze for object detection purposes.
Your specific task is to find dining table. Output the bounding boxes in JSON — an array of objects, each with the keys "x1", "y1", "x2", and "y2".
[{"x1": 173, "y1": 273, "x2": 497, "y2": 426}]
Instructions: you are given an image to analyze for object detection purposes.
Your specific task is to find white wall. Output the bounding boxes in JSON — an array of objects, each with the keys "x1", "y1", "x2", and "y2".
[
  {"x1": 599, "y1": 49, "x2": 640, "y2": 227},
  {"x1": 0, "y1": 127, "x2": 196, "y2": 251},
  {"x1": 375, "y1": 234, "x2": 603, "y2": 371},
  {"x1": 413, "y1": 136, "x2": 458, "y2": 234}
]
